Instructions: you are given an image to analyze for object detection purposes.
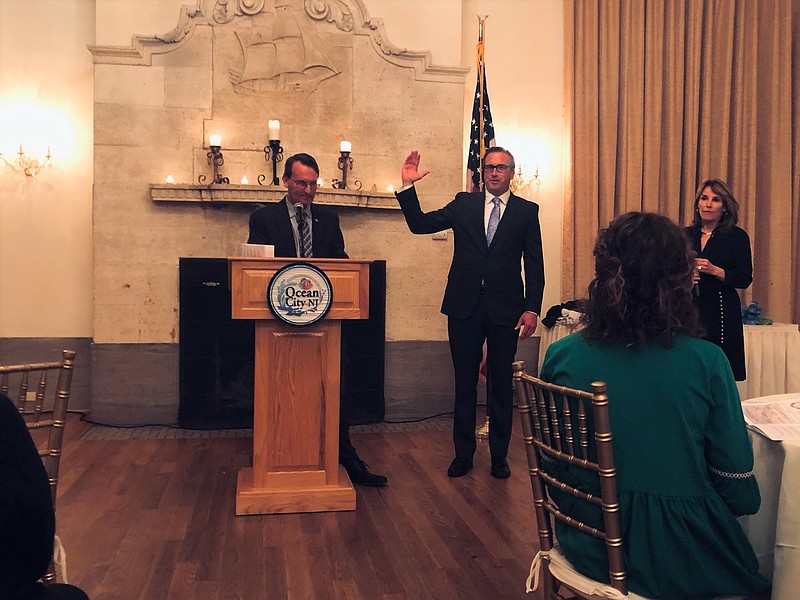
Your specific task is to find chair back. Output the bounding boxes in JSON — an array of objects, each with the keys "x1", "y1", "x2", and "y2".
[
  {"x1": 512, "y1": 360, "x2": 627, "y2": 597},
  {"x1": 0, "y1": 350, "x2": 76, "y2": 584}
]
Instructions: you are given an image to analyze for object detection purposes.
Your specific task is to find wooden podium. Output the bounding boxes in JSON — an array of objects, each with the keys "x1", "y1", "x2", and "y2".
[{"x1": 229, "y1": 257, "x2": 371, "y2": 515}]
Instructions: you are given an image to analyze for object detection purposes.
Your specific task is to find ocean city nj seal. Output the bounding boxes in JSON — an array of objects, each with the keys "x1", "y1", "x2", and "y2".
[{"x1": 266, "y1": 263, "x2": 333, "y2": 326}]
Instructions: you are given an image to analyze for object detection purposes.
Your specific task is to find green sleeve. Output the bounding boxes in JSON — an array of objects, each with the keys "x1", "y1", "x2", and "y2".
[{"x1": 704, "y1": 351, "x2": 761, "y2": 516}]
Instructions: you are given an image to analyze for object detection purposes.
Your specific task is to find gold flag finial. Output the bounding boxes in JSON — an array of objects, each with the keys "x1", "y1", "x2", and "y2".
[{"x1": 477, "y1": 14, "x2": 488, "y2": 43}]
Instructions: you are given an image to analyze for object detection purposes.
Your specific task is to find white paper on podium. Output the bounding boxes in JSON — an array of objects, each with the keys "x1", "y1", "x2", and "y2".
[{"x1": 239, "y1": 243, "x2": 274, "y2": 257}]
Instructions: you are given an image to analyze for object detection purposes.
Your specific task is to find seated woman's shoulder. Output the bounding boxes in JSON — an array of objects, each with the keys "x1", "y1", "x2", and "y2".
[{"x1": 675, "y1": 334, "x2": 732, "y2": 365}]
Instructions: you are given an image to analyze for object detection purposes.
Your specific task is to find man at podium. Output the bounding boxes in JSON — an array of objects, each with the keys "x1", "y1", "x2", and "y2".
[{"x1": 247, "y1": 152, "x2": 388, "y2": 488}]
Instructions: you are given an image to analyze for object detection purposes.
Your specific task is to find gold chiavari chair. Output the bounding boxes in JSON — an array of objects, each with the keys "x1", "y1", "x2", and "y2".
[
  {"x1": 0, "y1": 349, "x2": 77, "y2": 584},
  {"x1": 513, "y1": 361, "x2": 763, "y2": 600},
  {"x1": 512, "y1": 360, "x2": 639, "y2": 600}
]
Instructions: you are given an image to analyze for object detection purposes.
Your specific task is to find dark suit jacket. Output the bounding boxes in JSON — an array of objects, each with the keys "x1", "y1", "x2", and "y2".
[
  {"x1": 248, "y1": 198, "x2": 348, "y2": 259},
  {"x1": 396, "y1": 187, "x2": 544, "y2": 326}
]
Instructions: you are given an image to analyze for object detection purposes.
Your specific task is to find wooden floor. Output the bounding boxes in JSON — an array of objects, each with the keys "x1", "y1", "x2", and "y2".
[{"x1": 53, "y1": 414, "x2": 544, "y2": 600}]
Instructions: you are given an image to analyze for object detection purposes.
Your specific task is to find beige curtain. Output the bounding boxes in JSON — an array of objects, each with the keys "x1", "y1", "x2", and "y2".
[{"x1": 564, "y1": 0, "x2": 800, "y2": 324}]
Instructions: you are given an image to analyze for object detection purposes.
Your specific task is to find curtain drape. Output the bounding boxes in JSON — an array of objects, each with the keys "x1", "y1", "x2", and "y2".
[{"x1": 565, "y1": 0, "x2": 800, "y2": 323}]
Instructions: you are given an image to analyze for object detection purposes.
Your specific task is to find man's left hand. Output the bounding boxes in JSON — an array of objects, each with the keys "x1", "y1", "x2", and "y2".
[{"x1": 515, "y1": 311, "x2": 538, "y2": 340}]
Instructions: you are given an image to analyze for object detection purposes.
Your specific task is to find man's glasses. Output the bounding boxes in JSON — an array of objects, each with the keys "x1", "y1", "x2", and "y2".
[
  {"x1": 290, "y1": 179, "x2": 318, "y2": 189},
  {"x1": 483, "y1": 164, "x2": 512, "y2": 173}
]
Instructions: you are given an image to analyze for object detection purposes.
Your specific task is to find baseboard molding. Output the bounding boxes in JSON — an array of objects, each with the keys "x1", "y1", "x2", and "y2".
[
  {"x1": 384, "y1": 338, "x2": 540, "y2": 421},
  {"x1": 0, "y1": 337, "x2": 92, "y2": 411},
  {"x1": 1, "y1": 337, "x2": 540, "y2": 426},
  {"x1": 91, "y1": 343, "x2": 179, "y2": 426}
]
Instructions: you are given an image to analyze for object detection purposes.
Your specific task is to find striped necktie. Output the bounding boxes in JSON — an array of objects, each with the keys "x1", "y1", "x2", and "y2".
[
  {"x1": 486, "y1": 197, "x2": 501, "y2": 246},
  {"x1": 296, "y1": 204, "x2": 312, "y2": 258}
]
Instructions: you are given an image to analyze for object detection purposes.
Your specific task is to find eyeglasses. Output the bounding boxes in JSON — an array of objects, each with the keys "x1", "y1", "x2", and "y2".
[
  {"x1": 290, "y1": 179, "x2": 318, "y2": 189},
  {"x1": 483, "y1": 164, "x2": 512, "y2": 173}
]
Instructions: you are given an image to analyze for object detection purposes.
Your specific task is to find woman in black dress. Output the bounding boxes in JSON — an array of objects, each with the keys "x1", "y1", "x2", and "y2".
[{"x1": 685, "y1": 179, "x2": 753, "y2": 381}]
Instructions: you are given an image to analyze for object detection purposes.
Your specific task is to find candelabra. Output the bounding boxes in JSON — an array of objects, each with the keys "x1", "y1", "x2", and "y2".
[
  {"x1": 198, "y1": 141, "x2": 229, "y2": 184},
  {"x1": 260, "y1": 139, "x2": 284, "y2": 186},
  {"x1": 0, "y1": 144, "x2": 52, "y2": 177},
  {"x1": 331, "y1": 149, "x2": 362, "y2": 190},
  {"x1": 510, "y1": 164, "x2": 540, "y2": 194}
]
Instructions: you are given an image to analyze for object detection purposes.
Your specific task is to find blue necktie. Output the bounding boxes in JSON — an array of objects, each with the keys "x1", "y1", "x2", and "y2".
[
  {"x1": 486, "y1": 197, "x2": 501, "y2": 246},
  {"x1": 296, "y1": 205, "x2": 312, "y2": 258}
]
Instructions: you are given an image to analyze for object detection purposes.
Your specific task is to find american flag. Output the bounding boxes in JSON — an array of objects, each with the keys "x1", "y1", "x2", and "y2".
[{"x1": 466, "y1": 17, "x2": 495, "y2": 193}]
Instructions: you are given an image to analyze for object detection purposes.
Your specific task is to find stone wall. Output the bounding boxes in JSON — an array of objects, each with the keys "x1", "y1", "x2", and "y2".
[{"x1": 89, "y1": 0, "x2": 469, "y2": 423}]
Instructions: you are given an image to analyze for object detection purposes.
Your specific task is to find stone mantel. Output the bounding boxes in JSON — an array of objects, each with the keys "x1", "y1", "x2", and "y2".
[{"x1": 150, "y1": 184, "x2": 399, "y2": 210}]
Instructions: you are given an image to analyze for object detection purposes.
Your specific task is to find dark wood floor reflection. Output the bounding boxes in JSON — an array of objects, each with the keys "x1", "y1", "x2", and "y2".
[{"x1": 55, "y1": 413, "x2": 542, "y2": 600}]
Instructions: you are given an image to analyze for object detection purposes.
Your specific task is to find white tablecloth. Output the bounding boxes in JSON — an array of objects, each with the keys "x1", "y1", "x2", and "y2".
[
  {"x1": 737, "y1": 323, "x2": 800, "y2": 401},
  {"x1": 538, "y1": 322, "x2": 800, "y2": 401},
  {"x1": 537, "y1": 321, "x2": 583, "y2": 372},
  {"x1": 739, "y1": 392, "x2": 800, "y2": 600}
]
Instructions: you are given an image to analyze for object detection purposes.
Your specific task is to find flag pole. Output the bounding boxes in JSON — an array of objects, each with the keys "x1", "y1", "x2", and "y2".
[
  {"x1": 477, "y1": 16, "x2": 486, "y2": 170},
  {"x1": 465, "y1": 15, "x2": 494, "y2": 192},
  {"x1": 475, "y1": 14, "x2": 491, "y2": 441}
]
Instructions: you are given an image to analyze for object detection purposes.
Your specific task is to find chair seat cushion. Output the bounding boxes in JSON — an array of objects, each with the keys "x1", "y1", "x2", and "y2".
[
  {"x1": 526, "y1": 545, "x2": 653, "y2": 599},
  {"x1": 525, "y1": 546, "x2": 753, "y2": 600}
]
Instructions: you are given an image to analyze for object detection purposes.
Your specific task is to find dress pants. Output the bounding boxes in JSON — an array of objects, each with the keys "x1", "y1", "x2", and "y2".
[
  {"x1": 339, "y1": 414, "x2": 359, "y2": 465},
  {"x1": 447, "y1": 292, "x2": 519, "y2": 460}
]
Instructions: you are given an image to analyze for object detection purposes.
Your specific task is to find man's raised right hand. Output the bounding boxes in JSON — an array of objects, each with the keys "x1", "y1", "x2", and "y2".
[{"x1": 401, "y1": 150, "x2": 431, "y2": 187}]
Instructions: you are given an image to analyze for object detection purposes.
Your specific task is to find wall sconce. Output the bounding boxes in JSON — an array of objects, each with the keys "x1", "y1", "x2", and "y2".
[
  {"x1": 510, "y1": 163, "x2": 541, "y2": 194},
  {"x1": 0, "y1": 143, "x2": 52, "y2": 176},
  {"x1": 260, "y1": 120, "x2": 283, "y2": 186},
  {"x1": 331, "y1": 141, "x2": 361, "y2": 190},
  {"x1": 199, "y1": 135, "x2": 229, "y2": 184}
]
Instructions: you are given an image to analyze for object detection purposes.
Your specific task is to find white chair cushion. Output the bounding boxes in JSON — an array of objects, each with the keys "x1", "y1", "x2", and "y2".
[
  {"x1": 53, "y1": 534, "x2": 68, "y2": 583},
  {"x1": 525, "y1": 545, "x2": 652, "y2": 599},
  {"x1": 525, "y1": 547, "x2": 751, "y2": 600}
]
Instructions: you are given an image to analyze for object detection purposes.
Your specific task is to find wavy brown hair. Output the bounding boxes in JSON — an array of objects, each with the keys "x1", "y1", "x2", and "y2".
[
  {"x1": 691, "y1": 178, "x2": 740, "y2": 231},
  {"x1": 583, "y1": 212, "x2": 704, "y2": 347}
]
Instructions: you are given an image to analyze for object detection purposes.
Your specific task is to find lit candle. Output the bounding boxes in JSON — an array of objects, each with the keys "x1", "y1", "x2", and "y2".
[
  {"x1": 240, "y1": 175, "x2": 249, "y2": 185},
  {"x1": 268, "y1": 120, "x2": 280, "y2": 140},
  {"x1": 209, "y1": 134, "x2": 221, "y2": 147},
  {"x1": 386, "y1": 184, "x2": 394, "y2": 193},
  {"x1": 316, "y1": 177, "x2": 325, "y2": 187},
  {"x1": 165, "y1": 175, "x2": 175, "y2": 184},
  {"x1": 340, "y1": 140, "x2": 352, "y2": 153}
]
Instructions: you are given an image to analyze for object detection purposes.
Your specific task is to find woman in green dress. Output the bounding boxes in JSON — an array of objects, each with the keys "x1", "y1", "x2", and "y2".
[{"x1": 540, "y1": 212, "x2": 769, "y2": 599}]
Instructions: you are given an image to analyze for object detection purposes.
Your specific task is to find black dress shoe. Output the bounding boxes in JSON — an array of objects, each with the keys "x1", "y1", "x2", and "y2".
[
  {"x1": 447, "y1": 457, "x2": 474, "y2": 477},
  {"x1": 343, "y1": 460, "x2": 388, "y2": 487},
  {"x1": 491, "y1": 458, "x2": 511, "y2": 479}
]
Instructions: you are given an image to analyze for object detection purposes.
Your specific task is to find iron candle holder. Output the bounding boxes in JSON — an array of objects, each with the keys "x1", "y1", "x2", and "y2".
[
  {"x1": 331, "y1": 150, "x2": 362, "y2": 190},
  {"x1": 262, "y1": 139, "x2": 284, "y2": 185},
  {"x1": 198, "y1": 144, "x2": 229, "y2": 184}
]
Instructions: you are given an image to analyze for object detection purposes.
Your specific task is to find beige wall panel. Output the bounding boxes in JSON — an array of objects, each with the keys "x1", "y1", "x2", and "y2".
[
  {"x1": 95, "y1": 64, "x2": 166, "y2": 107},
  {"x1": 94, "y1": 262, "x2": 179, "y2": 343},
  {"x1": 94, "y1": 104, "x2": 206, "y2": 150},
  {"x1": 164, "y1": 67, "x2": 214, "y2": 111},
  {"x1": 0, "y1": 0, "x2": 94, "y2": 337},
  {"x1": 95, "y1": 0, "x2": 187, "y2": 46},
  {"x1": 153, "y1": 25, "x2": 213, "y2": 70}
]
